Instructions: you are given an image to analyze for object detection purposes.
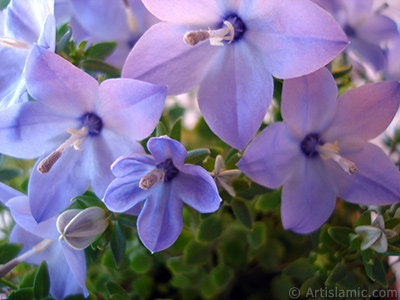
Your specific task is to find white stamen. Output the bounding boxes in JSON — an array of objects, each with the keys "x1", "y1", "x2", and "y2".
[
  {"x1": 139, "y1": 169, "x2": 166, "y2": 190},
  {"x1": 0, "y1": 37, "x2": 30, "y2": 49},
  {"x1": 37, "y1": 127, "x2": 89, "y2": 174},
  {"x1": 184, "y1": 20, "x2": 235, "y2": 47},
  {"x1": 121, "y1": 0, "x2": 139, "y2": 34},
  {"x1": 318, "y1": 142, "x2": 357, "y2": 175}
]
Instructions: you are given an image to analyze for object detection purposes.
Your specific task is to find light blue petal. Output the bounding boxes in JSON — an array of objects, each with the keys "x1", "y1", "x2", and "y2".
[
  {"x1": 0, "y1": 182, "x2": 23, "y2": 205},
  {"x1": 147, "y1": 137, "x2": 187, "y2": 168},
  {"x1": 137, "y1": 184, "x2": 183, "y2": 252},
  {"x1": 111, "y1": 154, "x2": 156, "y2": 178}
]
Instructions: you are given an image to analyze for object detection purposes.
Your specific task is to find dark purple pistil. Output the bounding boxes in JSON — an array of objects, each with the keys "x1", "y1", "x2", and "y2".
[
  {"x1": 82, "y1": 113, "x2": 103, "y2": 136},
  {"x1": 343, "y1": 24, "x2": 356, "y2": 38},
  {"x1": 301, "y1": 134, "x2": 323, "y2": 158},
  {"x1": 157, "y1": 159, "x2": 179, "y2": 182},
  {"x1": 225, "y1": 14, "x2": 246, "y2": 41}
]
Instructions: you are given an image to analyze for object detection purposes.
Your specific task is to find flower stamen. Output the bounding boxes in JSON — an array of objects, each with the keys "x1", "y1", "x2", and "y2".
[
  {"x1": 0, "y1": 37, "x2": 30, "y2": 49},
  {"x1": 139, "y1": 169, "x2": 166, "y2": 190},
  {"x1": 184, "y1": 21, "x2": 235, "y2": 47},
  {"x1": 318, "y1": 141, "x2": 357, "y2": 175},
  {"x1": 37, "y1": 127, "x2": 89, "y2": 174}
]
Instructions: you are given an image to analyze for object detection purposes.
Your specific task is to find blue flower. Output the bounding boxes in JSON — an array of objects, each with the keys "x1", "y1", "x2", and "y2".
[
  {"x1": 0, "y1": 45, "x2": 167, "y2": 222},
  {"x1": 103, "y1": 136, "x2": 221, "y2": 253},
  {"x1": 238, "y1": 67, "x2": 400, "y2": 234}
]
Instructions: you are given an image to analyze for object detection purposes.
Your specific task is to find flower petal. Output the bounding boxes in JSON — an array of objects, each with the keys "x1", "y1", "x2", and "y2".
[
  {"x1": 198, "y1": 42, "x2": 274, "y2": 150},
  {"x1": 97, "y1": 78, "x2": 166, "y2": 140},
  {"x1": 25, "y1": 45, "x2": 98, "y2": 116},
  {"x1": 356, "y1": 14, "x2": 398, "y2": 45},
  {"x1": 324, "y1": 81, "x2": 400, "y2": 143},
  {"x1": 325, "y1": 143, "x2": 400, "y2": 205},
  {"x1": 28, "y1": 147, "x2": 91, "y2": 222},
  {"x1": 355, "y1": 226, "x2": 383, "y2": 250},
  {"x1": 103, "y1": 175, "x2": 150, "y2": 213},
  {"x1": 347, "y1": 38, "x2": 386, "y2": 72},
  {"x1": 137, "y1": 184, "x2": 183, "y2": 252},
  {"x1": 173, "y1": 164, "x2": 220, "y2": 213},
  {"x1": 281, "y1": 67, "x2": 338, "y2": 139},
  {"x1": 0, "y1": 101, "x2": 79, "y2": 158},
  {"x1": 0, "y1": 182, "x2": 23, "y2": 205},
  {"x1": 111, "y1": 154, "x2": 156, "y2": 178},
  {"x1": 122, "y1": 22, "x2": 219, "y2": 96},
  {"x1": 237, "y1": 122, "x2": 299, "y2": 189},
  {"x1": 281, "y1": 157, "x2": 336, "y2": 234},
  {"x1": 141, "y1": 0, "x2": 222, "y2": 25},
  {"x1": 245, "y1": 0, "x2": 348, "y2": 79},
  {"x1": 147, "y1": 136, "x2": 187, "y2": 168}
]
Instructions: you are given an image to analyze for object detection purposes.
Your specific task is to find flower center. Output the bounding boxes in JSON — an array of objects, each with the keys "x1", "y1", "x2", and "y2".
[
  {"x1": 0, "y1": 37, "x2": 30, "y2": 49},
  {"x1": 300, "y1": 133, "x2": 322, "y2": 158},
  {"x1": 343, "y1": 24, "x2": 356, "y2": 38},
  {"x1": 139, "y1": 159, "x2": 179, "y2": 190},
  {"x1": 224, "y1": 15, "x2": 246, "y2": 41},
  {"x1": 37, "y1": 113, "x2": 103, "y2": 174}
]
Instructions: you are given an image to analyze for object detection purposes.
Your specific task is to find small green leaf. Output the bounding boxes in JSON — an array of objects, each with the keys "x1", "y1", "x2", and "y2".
[
  {"x1": 170, "y1": 117, "x2": 182, "y2": 142},
  {"x1": 110, "y1": 294, "x2": 131, "y2": 300},
  {"x1": 92, "y1": 221, "x2": 113, "y2": 250},
  {"x1": 325, "y1": 261, "x2": 347, "y2": 284},
  {"x1": 283, "y1": 258, "x2": 316, "y2": 280},
  {"x1": 361, "y1": 249, "x2": 388, "y2": 287},
  {"x1": 87, "y1": 42, "x2": 117, "y2": 60},
  {"x1": 231, "y1": 197, "x2": 252, "y2": 229},
  {"x1": 166, "y1": 257, "x2": 194, "y2": 274},
  {"x1": 197, "y1": 216, "x2": 222, "y2": 242},
  {"x1": 0, "y1": 0, "x2": 10, "y2": 10},
  {"x1": 255, "y1": 191, "x2": 281, "y2": 212},
  {"x1": 384, "y1": 217, "x2": 400, "y2": 229},
  {"x1": 71, "y1": 195, "x2": 106, "y2": 210},
  {"x1": 355, "y1": 210, "x2": 371, "y2": 226},
  {"x1": 56, "y1": 25, "x2": 72, "y2": 53},
  {"x1": 248, "y1": 222, "x2": 266, "y2": 249},
  {"x1": 7, "y1": 288, "x2": 34, "y2": 300},
  {"x1": 211, "y1": 264, "x2": 234, "y2": 289},
  {"x1": 110, "y1": 221, "x2": 126, "y2": 269},
  {"x1": 20, "y1": 269, "x2": 37, "y2": 288},
  {"x1": 328, "y1": 226, "x2": 353, "y2": 246},
  {"x1": 349, "y1": 233, "x2": 361, "y2": 249},
  {"x1": 33, "y1": 261, "x2": 50, "y2": 299},
  {"x1": 185, "y1": 148, "x2": 211, "y2": 164},
  {"x1": 332, "y1": 65, "x2": 353, "y2": 79},
  {"x1": 132, "y1": 275, "x2": 153, "y2": 299},
  {"x1": 0, "y1": 243, "x2": 22, "y2": 264},
  {"x1": 183, "y1": 240, "x2": 209, "y2": 265},
  {"x1": 80, "y1": 59, "x2": 120, "y2": 76},
  {"x1": 116, "y1": 213, "x2": 137, "y2": 228},
  {"x1": 105, "y1": 282, "x2": 129, "y2": 297},
  {"x1": 0, "y1": 168, "x2": 23, "y2": 181},
  {"x1": 130, "y1": 251, "x2": 153, "y2": 274},
  {"x1": 225, "y1": 152, "x2": 242, "y2": 170},
  {"x1": 384, "y1": 244, "x2": 400, "y2": 256},
  {"x1": 156, "y1": 122, "x2": 168, "y2": 137},
  {"x1": 200, "y1": 275, "x2": 218, "y2": 299}
]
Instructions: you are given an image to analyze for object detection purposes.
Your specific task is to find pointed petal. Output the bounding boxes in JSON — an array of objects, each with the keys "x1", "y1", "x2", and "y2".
[
  {"x1": 103, "y1": 175, "x2": 150, "y2": 213},
  {"x1": 25, "y1": 45, "x2": 97, "y2": 116},
  {"x1": 141, "y1": 0, "x2": 221, "y2": 25},
  {"x1": 111, "y1": 154, "x2": 156, "y2": 178},
  {"x1": 0, "y1": 182, "x2": 23, "y2": 205},
  {"x1": 173, "y1": 164, "x2": 220, "y2": 213},
  {"x1": 281, "y1": 157, "x2": 336, "y2": 234},
  {"x1": 137, "y1": 184, "x2": 183, "y2": 252},
  {"x1": 324, "y1": 81, "x2": 400, "y2": 143},
  {"x1": 370, "y1": 236, "x2": 388, "y2": 253},
  {"x1": 355, "y1": 226, "x2": 384, "y2": 250},
  {"x1": 281, "y1": 67, "x2": 338, "y2": 139},
  {"x1": 84, "y1": 130, "x2": 145, "y2": 198},
  {"x1": 325, "y1": 143, "x2": 400, "y2": 205},
  {"x1": 122, "y1": 22, "x2": 219, "y2": 96},
  {"x1": 37, "y1": 14, "x2": 56, "y2": 51},
  {"x1": 7, "y1": 196, "x2": 59, "y2": 240},
  {"x1": 245, "y1": 0, "x2": 348, "y2": 79},
  {"x1": 356, "y1": 14, "x2": 398, "y2": 45},
  {"x1": 387, "y1": 38, "x2": 400, "y2": 80},
  {"x1": 61, "y1": 242, "x2": 88, "y2": 297},
  {"x1": 348, "y1": 39, "x2": 386, "y2": 72},
  {"x1": 0, "y1": 102, "x2": 79, "y2": 158},
  {"x1": 237, "y1": 122, "x2": 299, "y2": 189},
  {"x1": 63, "y1": 207, "x2": 108, "y2": 237},
  {"x1": 28, "y1": 148, "x2": 91, "y2": 222},
  {"x1": 57, "y1": 209, "x2": 82, "y2": 235},
  {"x1": 97, "y1": 78, "x2": 166, "y2": 140},
  {"x1": 198, "y1": 43, "x2": 273, "y2": 150},
  {"x1": 147, "y1": 136, "x2": 187, "y2": 168},
  {"x1": 5, "y1": 0, "x2": 54, "y2": 44}
]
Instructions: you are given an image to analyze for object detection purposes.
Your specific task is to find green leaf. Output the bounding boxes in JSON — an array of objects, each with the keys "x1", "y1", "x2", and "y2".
[
  {"x1": 248, "y1": 222, "x2": 266, "y2": 249},
  {"x1": 183, "y1": 240, "x2": 209, "y2": 265},
  {"x1": 200, "y1": 275, "x2": 218, "y2": 299},
  {"x1": 197, "y1": 216, "x2": 222, "y2": 242},
  {"x1": 255, "y1": 190, "x2": 281, "y2": 212},
  {"x1": 384, "y1": 244, "x2": 400, "y2": 256},
  {"x1": 132, "y1": 275, "x2": 153, "y2": 298},
  {"x1": 110, "y1": 294, "x2": 131, "y2": 300},
  {"x1": 355, "y1": 210, "x2": 371, "y2": 227},
  {"x1": 0, "y1": 168, "x2": 23, "y2": 181},
  {"x1": 116, "y1": 213, "x2": 137, "y2": 228},
  {"x1": 328, "y1": 226, "x2": 353, "y2": 246},
  {"x1": 105, "y1": 282, "x2": 129, "y2": 297},
  {"x1": 156, "y1": 121, "x2": 168, "y2": 137},
  {"x1": 231, "y1": 197, "x2": 252, "y2": 229},
  {"x1": 110, "y1": 221, "x2": 126, "y2": 269},
  {"x1": 20, "y1": 269, "x2": 37, "y2": 288},
  {"x1": 7, "y1": 288, "x2": 34, "y2": 300},
  {"x1": 80, "y1": 59, "x2": 120, "y2": 76},
  {"x1": 87, "y1": 42, "x2": 117, "y2": 60},
  {"x1": 211, "y1": 264, "x2": 234, "y2": 290},
  {"x1": 71, "y1": 195, "x2": 106, "y2": 210},
  {"x1": 0, "y1": 243, "x2": 22, "y2": 264},
  {"x1": 0, "y1": 0, "x2": 10, "y2": 10},
  {"x1": 225, "y1": 152, "x2": 241, "y2": 170},
  {"x1": 184, "y1": 149, "x2": 211, "y2": 164},
  {"x1": 92, "y1": 221, "x2": 113, "y2": 250},
  {"x1": 283, "y1": 258, "x2": 316, "y2": 280},
  {"x1": 384, "y1": 217, "x2": 400, "y2": 229},
  {"x1": 56, "y1": 25, "x2": 72, "y2": 53},
  {"x1": 166, "y1": 257, "x2": 194, "y2": 274},
  {"x1": 332, "y1": 65, "x2": 353, "y2": 79},
  {"x1": 33, "y1": 261, "x2": 50, "y2": 299},
  {"x1": 170, "y1": 117, "x2": 182, "y2": 142},
  {"x1": 325, "y1": 261, "x2": 347, "y2": 284},
  {"x1": 361, "y1": 249, "x2": 388, "y2": 287},
  {"x1": 130, "y1": 251, "x2": 153, "y2": 274}
]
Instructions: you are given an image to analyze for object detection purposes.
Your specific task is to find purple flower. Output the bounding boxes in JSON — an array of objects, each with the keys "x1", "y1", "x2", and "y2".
[
  {"x1": 122, "y1": 0, "x2": 349, "y2": 150},
  {"x1": 311, "y1": 0, "x2": 398, "y2": 74},
  {"x1": 0, "y1": 0, "x2": 55, "y2": 109},
  {"x1": 103, "y1": 136, "x2": 221, "y2": 253},
  {"x1": 0, "y1": 45, "x2": 166, "y2": 222},
  {"x1": 0, "y1": 183, "x2": 88, "y2": 300},
  {"x1": 237, "y1": 67, "x2": 400, "y2": 234}
]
